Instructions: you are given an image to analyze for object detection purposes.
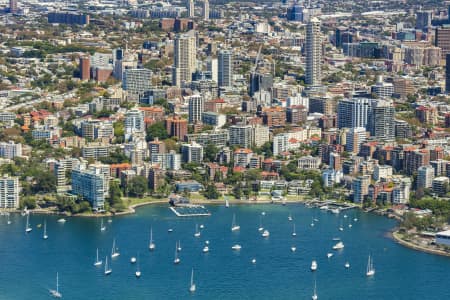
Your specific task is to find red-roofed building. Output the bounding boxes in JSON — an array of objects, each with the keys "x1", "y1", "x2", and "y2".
[
  {"x1": 234, "y1": 148, "x2": 253, "y2": 168},
  {"x1": 110, "y1": 163, "x2": 132, "y2": 178}
]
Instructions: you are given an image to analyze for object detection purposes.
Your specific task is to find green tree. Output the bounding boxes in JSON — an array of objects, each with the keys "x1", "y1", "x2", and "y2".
[
  {"x1": 127, "y1": 176, "x2": 148, "y2": 198},
  {"x1": 146, "y1": 121, "x2": 169, "y2": 142},
  {"x1": 203, "y1": 184, "x2": 220, "y2": 199},
  {"x1": 204, "y1": 143, "x2": 219, "y2": 162},
  {"x1": 33, "y1": 171, "x2": 56, "y2": 194},
  {"x1": 108, "y1": 181, "x2": 123, "y2": 209}
]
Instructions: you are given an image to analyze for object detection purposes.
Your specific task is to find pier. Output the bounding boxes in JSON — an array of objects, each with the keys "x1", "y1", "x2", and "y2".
[{"x1": 169, "y1": 204, "x2": 211, "y2": 217}]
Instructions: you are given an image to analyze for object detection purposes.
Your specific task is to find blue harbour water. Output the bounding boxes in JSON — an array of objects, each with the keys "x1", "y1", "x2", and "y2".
[{"x1": 0, "y1": 204, "x2": 449, "y2": 300}]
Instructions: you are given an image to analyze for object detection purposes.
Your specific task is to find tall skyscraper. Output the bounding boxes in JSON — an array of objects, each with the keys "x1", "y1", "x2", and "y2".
[
  {"x1": 218, "y1": 50, "x2": 233, "y2": 87},
  {"x1": 337, "y1": 98, "x2": 372, "y2": 129},
  {"x1": 188, "y1": 94, "x2": 204, "y2": 124},
  {"x1": 173, "y1": 32, "x2": 197, "y2": 87},
  {"x1": 435, "y1": 25, "x2": 450, "y2": 59},
  {"x1": 79, "y1": 56, "x2": 90, "y2": 81},
  {"x1": 71, "y1": 167, "x2": 105, "y2": 211},
  {"x1": 187, "y1": 0, "x2": 195, "y2": 18},
  {"x1": 416, "y1": 11, "x2": 432, "y2": 31},
  {"x1": 446, "y1": 54, "x2": 450, "y2": 93},
  {"x1": 305, "y1": 17, "x2": 321, "y2": 85},
  {"x1": 203, "y1": 0, "x2": 209, "y2": 20},
  {"x1": 122, "y1": 68, "x2": 152, "y2": 100},
  {"x1": 9, "y1": 0, "x2": 17, "y2": 13}
]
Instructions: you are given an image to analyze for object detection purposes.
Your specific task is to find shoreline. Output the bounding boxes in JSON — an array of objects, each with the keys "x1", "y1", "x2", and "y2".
[{"x1": 391, "y1": 230, "x2": 450, "y2": 258}]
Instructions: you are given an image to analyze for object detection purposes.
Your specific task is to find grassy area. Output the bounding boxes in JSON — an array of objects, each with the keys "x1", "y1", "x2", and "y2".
[{"x1": 122, "y1": 196, "x2": 167, "y2": 207}]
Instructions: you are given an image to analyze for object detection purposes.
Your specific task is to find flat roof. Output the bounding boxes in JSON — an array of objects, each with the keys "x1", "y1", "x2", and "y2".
[{"x1": 436, "y1": 230, "x2": 450, "y2": 237}]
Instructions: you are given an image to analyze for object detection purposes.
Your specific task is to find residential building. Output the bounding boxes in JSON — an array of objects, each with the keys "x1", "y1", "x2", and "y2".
[
  {"x1": 368, "y1": 99, "x2": 395, "y2": 141},
  {"x1": 446, "y1": 54, "x2": 450, "y2": 93},
  {"x1": 435, "y1": 25, "x2": 450, "y2": 59},
  {"x1": 337, "y1": 98, "x2": 372, "y2": 129},
  {"x1": 123, "y1": 69, "x2": 152, "y2": 101},
  {"x1": 346, "y1": 127, "x2": 367, "y2": 154},
  {"x1": 71, "y1": 167, "x2": 105, "y2": 211},
  {"x1": 373, "y1": 165, "x2": 392, "y2": 182},
  {"x1": 202, "y1": 112, "x2": 226, "y2": 128},
  {"x1": 188, "y1": 94, "x2": 204, "y2": 124},
  {"x1": 0, "y1": 175, "x2": 19, "y2": 209},
  {"x1": 181, "y1": 142, "x2": 204, "y2": 163},
  {"x1": 218, "y1": 50, "x2": 233, "y2": 87},
  {"x1": 185, "y1": 130, "x2": 229, "y2": 148},
  {"x1": 0, "y1": 141, "x2": 22, "y2": 159},
  {"x1": 353, "y1": 175, "x2": 370, "y2": 203},
  {"x1": 234, "y1": 148, "x2": 253, "y2": 168},
  {"x1": 166, "y1": 115, "x2": 188, "y2": 140},
  {"x1": 298, "y1": 156, "x2": 321, "y2": 169},
  {"x1": 187, "y1": 0, "x2": 194, "y2": 18},
  {"x1": 432, "y1": 177, "x2": 449, "y2": 196},
  {"x1": 203, "y1": 0, "x2": 209, "y2": 20},
  {"x1": 417, "y1": 165, "x2": 434, "y2": 189},
  {"x1": 124, "y1": 109, "x2": 145, "y2": 140},
  {"x1": 229, "y1": 125, "x2": 253, "y2": 148}
]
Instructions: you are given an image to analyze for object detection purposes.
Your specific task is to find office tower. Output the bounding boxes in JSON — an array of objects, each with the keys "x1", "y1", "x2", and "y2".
[
  {"x1": 368, "y1": 99, "x2": 395, "y2": 141},
  {"x1": 446, "y1": 54, "x2": 450, "y2": 93},
  {"x1": 122, "y1": 68, "x2": 152, "y2": 100},
  {"x1": 218, "y1": 50, "x2": 233, "y2": 87},
  {"x1": 337, "y1": 98, "x2": 372, "y2": 129},
  {"x1": 173, "y1": 32, "x2": 197, "y2": 87},
  {"x1": 305, "y1": 17, "x2": 321, "y2": 85},
  {"x1": 0, "y1": 175, "x2": 19, "y2": 209},
  {"x1": 79, "y1": 56, "x2": 90, "y2": 81},
  {"x1": 206, "y1": 57, "x2": 218, "y2": 83},
  {"x1": 181, "y1": 142, "x2": 204, "y2": 163},
  {"x1": 9, "y1": 0, "x2": 17, "y2": 13},
  {"x1": 203, "y1": 0, "x2": 209, "y2": 20},
  {"x1": 249, "y1": 73, "x2": 273, "y2": 96},
  {"x1": 187, "y1": 0, "x2": 194, "y2": 18},
  {"x1": 71, "y1": 167, "x2": 105, "y2": 211},
  {"x1": 188, "y1": 94, "x2": 204, "y2": 124},
  {"x1": 435, "y1": 25, "x2": 450, "y2": 59},
  {"x1": 416, "y1": 11, "x2": 432, "y2": 31}
]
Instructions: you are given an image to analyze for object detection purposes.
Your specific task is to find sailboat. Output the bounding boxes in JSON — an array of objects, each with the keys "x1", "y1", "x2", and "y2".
[
  {"x1": 43, "y1": 220, "x2": 48, "y2": 240},
  {"x1": 94, "y1": 248, "x2": 102, "y2": 266},
  {"x1": 262, "y1": 229, "x2": 270, "y2": 237},
  {"x1": 174, "y1": 244, "x2": 180, "y2": 264},
  {"x1": 311, "y1": 260, "x2": 317, "y2": 271},
  {"x1": 104, "y1": 256, "x2": 112, "y2": 275},
  {"x1": 366, "y1": 255, "x2": 375, "y2": 276},
  {"x1": 288, "y1": 213, "x2": 293, "y2": 221},
  {"x1": 194, "y1": 224, "x2": 201, "y2": 237},
  {"x1": 149, "y1": 227, "x2": 155, "y2": 251},
  {"x1": 135, "y1": 253, "x2": 141, "y2": 278},
  {"x1": 231, "y1": 214, "x2": 240, "y2": 231},
  {"x1": 100, "y1": 219, "x2": 106, "y2": 232},
  {"x1": 258, "y1": 215, "x2": 264, "y2": 232},
  {"x1": 339, "y1": 220, "x2": 344, "y2": 231},
  {"x1": 49, "y1": 272, "x2": 62, "y2": 298},
  {"x1": 312, "y1": 279, "x2": 318, "y2": 300},
  {"x1": 292, "y1": 224, "x2": 297, "y2": 237},
  {"x1": 7, "y1": 213, "x2": 11, "y2": 225},
  {"x1": 311, "y1": 217, "x2": 315, "y2": 227},
  {"x1": 225, "y1": 198, "x2": 229, "y2": 208},
  {"x1": 177, "y1": 240, "x2": 182, "y2": 252},
  {"x1": 25, "y1": 213, "x2": 32, "y2": 233},
  {"x1": 189, "y1": 268, "x2": 196, "y2": 293},
  {"x1": 111, "y1": 239, "x2": 120, "y2": 258}
]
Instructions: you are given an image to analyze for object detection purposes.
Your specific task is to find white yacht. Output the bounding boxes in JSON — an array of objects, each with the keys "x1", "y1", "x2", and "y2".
[
  {"x1": 292, "y1": 224, "x2": 297, "y2": 237},
  {"x1": 94, "y1": 248, "x2": 102, "y2": 266},
  {"x1": 331, "y1": 208, "x2": 340, "y2": 214},
  {"x1": 177, "y1": 240, "x2": 182, "y2": 252},
  {"x1": 345, "y1": 262, "x2": 350, "y2": 269},
  {"x1": 57, "y1": 218, "x2": 66, "y2": 223},
  {"x1": 189, "y1": 268, "x2": 196, "y2": 293},
  {"x1": 111, "y1": 239, "x2": 120, "y2": 258},
  {"x1": 202, "y1": 245, "x2": 209, "y2": 253},
  {"x1": 130, "y1": 257, "x2": 137, "y2": 264},
  {"x1": 333, "y1": 241, "x2": 345, "y2": 250},
  {"x1": 251, "y1": 258, "x2": 256, "y2": 264},
  {"x1": 366, "y1": 255, "x2": 375, "y2": 276},
  {"x1": 49, "y1": 272, "x2": 62, "y2": 298},
  {"x1": 319, "y1": 205, "x2": 328, "y2": 210},
  {"x1": 311, "y1": 260, "x2": 317, "y2": 271},
  {"x1": 291, "y1": 246, "x2": 297, "y2": 252},
  {"x1": 7, "y1": 214, "x2": 11, "y2": 225},
  {"x1": 43, "y1": 220, "x2": 48, "y2": 240},
  {"x1": 104, "y1": 256, "x2": 112, "y2": 275},
  {"x1": 199, "y1": 224, "x2": 204, "y2": 229},
  {"x1": 232, "y1": 244, "x2": 242, "y2": 250},
  {"x1": 327, "y1": 253, "x2": 333, "y2": 258},
  {"x1": 231, "y1": 214, "x2": 240, "y2": 231},
  {"x1": 262, "y1": 230, "x2": 270, "y2": 237},
  {"x1": 149, "y1": 227, "x2": 155, "y2": 251},
  {"x1": 288, "y1": 213, "x2": 293, "y2": 221}
]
